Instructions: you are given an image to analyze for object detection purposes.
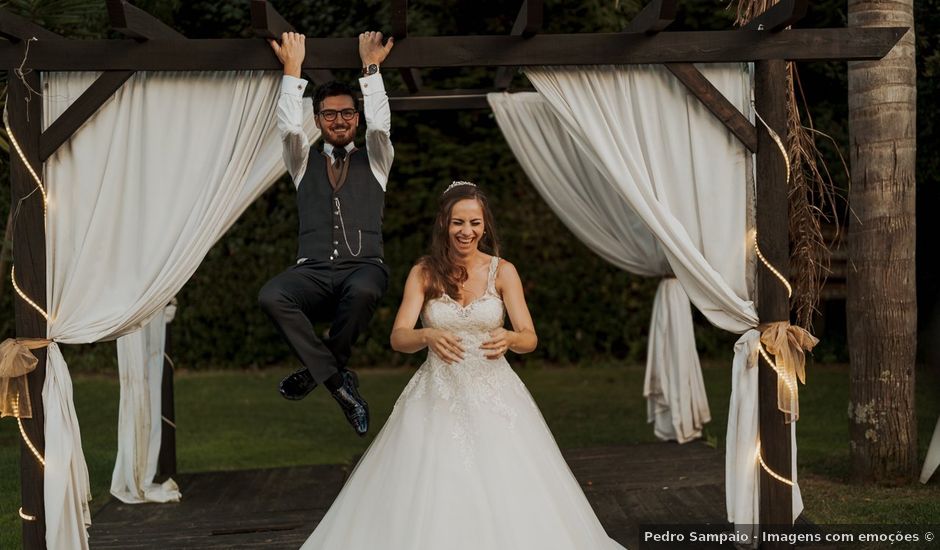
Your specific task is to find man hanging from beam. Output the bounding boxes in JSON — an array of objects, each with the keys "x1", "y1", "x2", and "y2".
[{"x1": 259, "y1": 30, "x2": 394, "y2": 437}]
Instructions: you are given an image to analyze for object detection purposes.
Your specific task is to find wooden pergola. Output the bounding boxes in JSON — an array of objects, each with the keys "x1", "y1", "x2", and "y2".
[{"x1": 1, "y1": 1, "x2": 905, "y2": 548}]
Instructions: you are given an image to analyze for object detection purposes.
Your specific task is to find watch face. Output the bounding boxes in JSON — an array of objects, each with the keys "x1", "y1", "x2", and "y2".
[{"x1": 366, "y1": 64, "x2": 378, "y2": 75}]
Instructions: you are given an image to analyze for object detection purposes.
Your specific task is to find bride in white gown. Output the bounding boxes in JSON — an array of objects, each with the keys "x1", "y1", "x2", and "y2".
[{"x1": 301, "y1": 181, "x2": 625, "y2": 549}]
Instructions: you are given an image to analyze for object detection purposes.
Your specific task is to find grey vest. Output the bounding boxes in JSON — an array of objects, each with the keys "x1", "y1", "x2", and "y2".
[{"x1": 296, "y1": 148, "x2": 385, "y2": 262}]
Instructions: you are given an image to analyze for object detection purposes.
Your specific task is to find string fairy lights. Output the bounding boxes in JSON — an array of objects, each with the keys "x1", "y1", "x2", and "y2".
[
  {"x1": 12, "y1": 395, "x2": 45, "y2": 468},
  {"x1": 751, "y1": 106, "x2": 800, "y2": 488},
  {"x1": 3, "y1": 106, "x2": 48, "y2": 212},
  {"x1": 11, "y1": 266, "x2": 49, "y2": 321},
  {"x1": 754, "y1": 233, "x2": 793, "y2": 298},
  {"x1": 4, "y1": 105, "x2": 51, "y2": 325},
  {"x1": 756, "y1": 440, "x2": 794, "y2": 487}
]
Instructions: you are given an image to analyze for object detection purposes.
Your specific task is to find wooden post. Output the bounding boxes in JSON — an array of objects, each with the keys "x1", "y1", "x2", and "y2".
[
  {"x1": 157, "y1": 321, "x2": 177, "y2": 479},
  {"x1": 8, "y1": 70, "x2": 49, "y2": 549},
  {"x1": 754, "y1": 58, "x2": 793, "y2": 549}
]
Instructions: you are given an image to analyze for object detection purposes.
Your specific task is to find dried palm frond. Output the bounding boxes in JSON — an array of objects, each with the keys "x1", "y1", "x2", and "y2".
[
  {"x1": 732, "y1": 0, "x2": 776, "y2": 27},
  {"x1": 733, "y1": 0, "x2": 845, "y2": 331},
  {"x1": 786, "y1": 65, "x2": 845, "y2": 328}
]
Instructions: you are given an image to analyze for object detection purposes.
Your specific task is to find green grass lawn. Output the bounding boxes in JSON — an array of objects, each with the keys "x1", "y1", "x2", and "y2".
[{"x1": 1, "y1": 361, "x2": 938, "y2": 548}]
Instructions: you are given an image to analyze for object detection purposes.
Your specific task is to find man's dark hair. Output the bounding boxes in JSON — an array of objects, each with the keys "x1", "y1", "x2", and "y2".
[{"x1": 313, "y1": 81, "x2": 357, "y2": 114}]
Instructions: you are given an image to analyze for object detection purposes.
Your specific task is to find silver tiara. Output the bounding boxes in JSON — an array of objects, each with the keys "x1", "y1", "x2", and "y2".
[{"x1": 444, "y1": 180, "x2": 477, "y2": 194}]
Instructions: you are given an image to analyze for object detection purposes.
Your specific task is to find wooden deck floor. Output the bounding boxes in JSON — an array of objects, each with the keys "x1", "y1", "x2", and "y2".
[{"x1": 88, "y1": 441, "x2": 729, "y2": 549}]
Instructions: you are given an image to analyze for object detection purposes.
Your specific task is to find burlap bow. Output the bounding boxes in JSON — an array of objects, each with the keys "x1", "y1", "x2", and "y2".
[
  {"x1": 759, "y1": 322, "x2": 818, "y2": 423},
  {"x1": 0, "y1": 338, "x2": 51, "y2": 419}
]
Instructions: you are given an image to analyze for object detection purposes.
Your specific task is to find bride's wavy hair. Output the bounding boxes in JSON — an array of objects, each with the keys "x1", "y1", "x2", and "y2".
[{"x1": 419, "y1": 183, "x2": 500, "y2": 301}]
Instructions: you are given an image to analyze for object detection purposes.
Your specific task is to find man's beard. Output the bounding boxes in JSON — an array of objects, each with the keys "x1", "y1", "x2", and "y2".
[{"x1": 325, "y1": 128, "x2": 355, "y2": 148}]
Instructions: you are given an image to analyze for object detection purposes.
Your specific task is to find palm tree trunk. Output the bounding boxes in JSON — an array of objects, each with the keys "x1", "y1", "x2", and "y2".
[{"x1": 847, "y1": 0, "x2": 918, "y2": 483}]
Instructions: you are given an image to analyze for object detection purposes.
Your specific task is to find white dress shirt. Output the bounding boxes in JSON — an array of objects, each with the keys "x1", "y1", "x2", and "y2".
[{"x1": 276, "y1": 73, "x2": 394, "y2": 191}]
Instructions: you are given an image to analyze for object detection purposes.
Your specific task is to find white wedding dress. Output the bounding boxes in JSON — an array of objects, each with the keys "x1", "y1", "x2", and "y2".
[{"x1": 301, "y1": 257, "x2": 625, "y2": 549}]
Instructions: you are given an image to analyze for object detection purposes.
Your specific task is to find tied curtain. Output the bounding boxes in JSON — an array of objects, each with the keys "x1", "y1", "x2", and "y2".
[
  {"x1": 522, "y1": 64, "x2": 801, "y2": 532},
  {"x1": 41, "y1": 70, "x2": 317, "y2": 549},
  {"x1": 111, "y1": 303, "x2": 179, "y2": 504},
  {"x1": 488, "y1": 92, "x2": 710, "y2": 443}
]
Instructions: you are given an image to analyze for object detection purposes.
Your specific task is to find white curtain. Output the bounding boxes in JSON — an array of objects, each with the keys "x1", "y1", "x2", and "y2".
[
  {"x1": 108, "y1": 84, "x2": 318, "y2": 508},
  {"x1": 921, "y1": 416, "x2": 940, "y2": 484},
  {"x1": 644, "y1": 279, "x2": 710, "y2": 443},
  {"x1": 524, "y1": 65, "x2": 800, "y2": 531},
  {"x1": 488, "y1": 92, "x2": 709, "y2": 443},
  {"x1": 42, "y1": 70, "x2": 318, "y2": 549},
  {"x1": 111, "y1": 304, "x2": 180, "y2": 504}
]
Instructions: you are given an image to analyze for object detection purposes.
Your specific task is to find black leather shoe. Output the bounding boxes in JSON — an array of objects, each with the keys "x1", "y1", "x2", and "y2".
[
  {"x1": 278, "y1": 367, "x2": 317, "y2": 401},
  {"x1": 331, "y1": 370, "x2": 369, "y2": 437}
]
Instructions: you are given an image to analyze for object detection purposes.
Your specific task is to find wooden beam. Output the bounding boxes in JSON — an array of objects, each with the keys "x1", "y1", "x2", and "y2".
[
  {"x1": 386, "y1": 89, "x2": 495, "y2": 110},
  {"x1": 2, "y1": 16, "x2": 55, "y2": 547},
  {"x1": 665, "y1": 63, "x2": 757, "y2": 152},
  {"x1": 389, "y1": 0, "x2": 421, "y2": 93},
  {"x1": 250, "y1": 1, "x2": 333, "y2": 85},
  {"x1": 754, "y1": 58, "x2": 794, "y2": 547},
  {"x1": 304, "y1": 69, "x2": 336, "y2": 85},
  {"x1": 0, "y1": 28, "x2": 907, "y2": 70},
  {"x1": 391, "y1": 0, "x2": 407, "y2": 39},
  {"x1": 250, "y1": 0, "x2": 292, "y2": 39},
  {"x1": 623, "y1": 0, "x2": 678, "y2": 34},
  {"x1": 39, "y1": 71, "x2": 134, "y2": 161},
  {"x1": 399, "y1": 68, "x2": 422, "y2": 93},
  {"x1": 510, "y1": 0, "x2": 542, "y2": 38},
  {"x1": 8, "y1": 71, "x2": 49, "y2": 550},
  {"x1": 0, "y1": 10, "x2": 62, "y2": 41},
  {"x1": 107, "y1": 0, "x2": 184, "y2": 40},
  {"x1": 745, "y1": 0, "x2": 809, "y2": 32},
  {"x1": 494, "y1": 0, "x2": 543, "y2": 90}
]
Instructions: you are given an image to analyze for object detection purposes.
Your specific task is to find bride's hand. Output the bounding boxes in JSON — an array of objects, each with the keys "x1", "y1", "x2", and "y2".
[
  {"x1": 481, "y1": 328, "x2": 514, "y2": 360},
  {"x1": 425, "y1": 329, "x2": 464, "y2": 364}
]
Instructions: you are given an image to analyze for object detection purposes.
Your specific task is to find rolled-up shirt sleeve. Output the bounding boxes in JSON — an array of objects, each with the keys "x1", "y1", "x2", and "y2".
[
  {"x1": 359, "y1": 73, "x2": 394, "y2": 191},
  {"x1": 276, "y1": 75, "x2": 310, "y2": 188}
]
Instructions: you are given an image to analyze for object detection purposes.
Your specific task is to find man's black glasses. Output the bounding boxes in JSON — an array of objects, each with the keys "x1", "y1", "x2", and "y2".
[{"x1": 319, "y1": 109, "x2": 357, "y2": 122}]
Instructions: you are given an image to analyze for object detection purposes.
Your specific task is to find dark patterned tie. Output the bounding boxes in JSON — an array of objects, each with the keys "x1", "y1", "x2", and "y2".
[{"x1": 332, "y1": 146, "x2": 347, "y2": 165}]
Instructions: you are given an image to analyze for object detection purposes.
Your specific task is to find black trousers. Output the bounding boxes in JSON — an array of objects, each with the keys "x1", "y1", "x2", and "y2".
[{"x1": 258, "y1": 259, "x2": 388, "y2": 385}]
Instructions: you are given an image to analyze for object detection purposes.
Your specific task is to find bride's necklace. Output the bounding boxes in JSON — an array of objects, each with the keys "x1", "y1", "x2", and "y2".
[{"x1": 460, "y1": 258, "x2": 487, "y2": 290}]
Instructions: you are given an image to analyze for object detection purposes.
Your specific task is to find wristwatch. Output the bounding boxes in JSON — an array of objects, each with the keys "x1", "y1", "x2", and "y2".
[{"x1": 362, "y1": 63, "x2": 379, "y2": 76}]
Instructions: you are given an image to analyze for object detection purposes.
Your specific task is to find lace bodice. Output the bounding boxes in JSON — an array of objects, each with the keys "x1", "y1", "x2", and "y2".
[
  {"x1": 395, "y1": 255, "x2": 537, "y2": 467},
  {"x1": 420, "y1": 255, "x2": 504, "y2": 361}
]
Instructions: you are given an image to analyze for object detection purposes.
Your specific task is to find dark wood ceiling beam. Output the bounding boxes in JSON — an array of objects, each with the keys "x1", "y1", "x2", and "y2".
[
  {"x1": 511, "y1": 0, "x2": 542, "y2": 38},
  {"x1": 250, "y1": 0, "x2": 334, "y2": 85},
  {"x1": 664, "y1": 63, "x2": 757, "y2": 152},
  {"x1": 494, "y1": 0, "x2": 543, "y2": 89},
  {"x1": 40, "y1": 72, "x2": 135, "y2": 161},
  {"x1": 389, "y1": 94, "x2": 489, "y2": 111},
  {"x1": 40, "y1": 0, "x2": 186, "y2": 160},
  {"x1": 0, "y1": 10, "x2": 62, "y2": 41},
  {"x1": 623, "y1": 0, "x2": 678, "y2": 34},
  {"x1": 250, "y1": 0, "x2": 292, "y2": 39},
  {"x1": 391, "y1": 0, "x2": 407, "y2": 39},
  {"x1": 0, "y1": 9, "x2": 111, "y2": 163},
  {"x1": 623, "y1": 2, "x2": 750, "y2": 152},
  {"x1": 744, "y1": 0, "x2": 809, "y2": 32},
  {"x1": 385, "y1": 89, "x2": 510, "y2": 111},
  {"x1": 106, "y1": 0, "x2": 184, "y2": 40},
  {"x1": 390, "y1": 0, "x2": 421, "y2": 93},
  {"x1": 399, "y1": 67, "x2": 422, "y2": 93},
  {"x1": 0, "y1": 28, "x2": 907, "y2": 70}
]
